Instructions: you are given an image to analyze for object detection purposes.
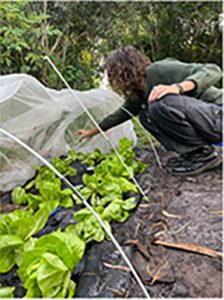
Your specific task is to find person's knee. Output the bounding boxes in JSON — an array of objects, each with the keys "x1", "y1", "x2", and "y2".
[
  {"x1": 147, "y1": 101, "x2": 162, "y2": 119},
  {"x1": 143, "y1": 94, "x2": 185, "y2": 121},
  {"x1": 160, "y1": 94, "x2": 182, "y2": 106},
  {"x1": 148, "y1": 95, "x2": 186, "y2": 122}
]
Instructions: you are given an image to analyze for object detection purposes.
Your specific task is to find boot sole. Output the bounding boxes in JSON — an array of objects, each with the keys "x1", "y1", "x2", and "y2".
[{"x1": 171, "y1": 157, "x2": 222, "y2": 177}]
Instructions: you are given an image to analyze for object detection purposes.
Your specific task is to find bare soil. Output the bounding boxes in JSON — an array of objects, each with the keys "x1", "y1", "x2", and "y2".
[{"x1": 128, "y1": 146, "x2": 223, "y2": 298}]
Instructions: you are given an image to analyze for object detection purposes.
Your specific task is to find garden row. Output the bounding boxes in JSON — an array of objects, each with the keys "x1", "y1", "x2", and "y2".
[{"x1": 0, "y1": 138, "x2": 146, "y2": 298}]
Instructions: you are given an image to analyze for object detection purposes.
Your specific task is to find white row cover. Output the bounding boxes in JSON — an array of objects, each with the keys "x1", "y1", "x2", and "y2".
[{"x1": 0, "y1": 74, "x2": 136, "y2": 192}]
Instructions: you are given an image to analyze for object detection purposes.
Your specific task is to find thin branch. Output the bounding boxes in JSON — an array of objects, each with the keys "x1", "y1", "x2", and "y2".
[
  {"x1": 49, "y1": 35, "x2": 62, "y2": 55},
  {"x1": 106, "y1": 287, "x2": 125, "y2": 297},
  {"x1": 154, "y1": 240, "x2": 223, "y2": 257},
  {"x1": 103, "y1": 262, "x2": 131, "y2": 272}
]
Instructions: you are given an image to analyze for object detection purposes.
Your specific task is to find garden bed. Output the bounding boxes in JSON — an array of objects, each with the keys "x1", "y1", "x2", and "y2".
[{"x1": 0, "y1": 143, "x2": 222, "y2": 298}]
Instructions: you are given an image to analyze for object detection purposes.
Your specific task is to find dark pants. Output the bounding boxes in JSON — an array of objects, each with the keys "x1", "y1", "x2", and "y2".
[{"x1": 139, "y1": 94, "x2": 222, "y2": 154}]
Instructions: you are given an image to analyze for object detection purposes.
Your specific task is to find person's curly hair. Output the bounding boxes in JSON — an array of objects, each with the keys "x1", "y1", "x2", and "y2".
[{"x1": 106, "y1": 46, "x2": 151, "y2": 100}]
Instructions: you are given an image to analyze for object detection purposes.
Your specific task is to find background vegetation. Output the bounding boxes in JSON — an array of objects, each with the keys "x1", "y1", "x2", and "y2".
[{"x1": 0, "y1": 1, "x2": 222, "y2": 90}]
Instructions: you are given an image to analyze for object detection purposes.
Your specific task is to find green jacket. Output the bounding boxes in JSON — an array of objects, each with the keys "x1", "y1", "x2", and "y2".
[{"x1": 99, "y1": 58, "x2": 222, "y2": 131}]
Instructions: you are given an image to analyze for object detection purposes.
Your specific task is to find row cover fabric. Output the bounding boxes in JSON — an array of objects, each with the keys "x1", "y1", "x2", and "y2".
[{"x1": 0, "y1": 74, "x2": 137, "y2": 192}]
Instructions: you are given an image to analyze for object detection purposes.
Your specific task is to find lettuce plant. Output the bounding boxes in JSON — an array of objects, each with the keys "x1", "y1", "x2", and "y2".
[
  {"x1": 18, "y1": 231, "x2": 85, "y2": 298},
  {"x1": 0, "y1": 234, "x2": 23, "y2": 273},
  {"x1": 67, "y1": 207, "x2": 111, "y2": 243},
  {"x1": 12, "y1": 153, "x2": 77, "y2": 208},
  {"x1": 68, "y1": 196, "x2": 137, "y2": 243},
  {"x1": 0, "y1": 286, "x2": 15, "y2": 298},
  {"x1": 12, "y1": 173, "x2": 74, "y2": 209},
  {"x1": 51, "y1": 156, "x2": 77, "y2": 177},
  {"x1": 68, "y1": 148, "x2": 105, "y2": 166},
  {"x1": 92, "y1": 138, "x2": 146, "y2": 178},
  {"x1": 80, "y1": 173, "x2": 137, "y2": 207},
  {"x1": 101, "y1": 197, "x2": 137, "y2": 222},
  {"x1": 0, "y1": 202, "x2": 57, "y2": 273}
]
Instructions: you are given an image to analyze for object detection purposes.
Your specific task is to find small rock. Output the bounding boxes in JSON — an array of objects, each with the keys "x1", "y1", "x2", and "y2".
[{"x1": 169, "y1": 282, "x2": 189, "y2": 297}]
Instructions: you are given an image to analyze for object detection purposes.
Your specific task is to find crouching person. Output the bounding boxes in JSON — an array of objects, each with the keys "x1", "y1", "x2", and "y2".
[{"x1": 78, "y1": 46, "x2": 222, "y2": 176}]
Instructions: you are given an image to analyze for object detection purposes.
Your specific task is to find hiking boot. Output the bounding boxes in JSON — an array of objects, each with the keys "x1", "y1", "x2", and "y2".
[
  {"x1": 167, "y1": 146, "x2": 217, "y2": 168},
  {"x1": 166, "y1": 153, "x2": 189, "y2": 167},
  {"x1": 171, "y1": 147, "x2": 221, "y2": 176}
]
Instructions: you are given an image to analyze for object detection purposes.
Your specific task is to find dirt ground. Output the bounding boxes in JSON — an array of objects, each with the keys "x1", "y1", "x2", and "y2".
[
  {"x1": 0, "y1": 146, "x2": 223, "y2": 298},
  {"x1": 129, "y1": 146, "x2": 223, "y2": 298}
]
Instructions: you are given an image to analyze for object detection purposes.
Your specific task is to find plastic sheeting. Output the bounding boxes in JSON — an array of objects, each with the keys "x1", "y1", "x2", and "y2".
[{"x1": 0, "y1": 74, "x2": 137, "y2": 192}]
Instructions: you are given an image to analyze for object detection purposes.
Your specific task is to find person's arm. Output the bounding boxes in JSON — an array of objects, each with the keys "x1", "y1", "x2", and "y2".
[
  {"x1": 184, "y1": 63, "x2": 222, "y2": 96},
  {"x1": 177, "y1": 80, "x2": 196, "y2": 93},
  {"x1": 148, "y1": 80, "x2": 196, "y2": 102},
  {"x1": 77, "y1": 98, "x2": 142, "y2": 140},
  {"x1": 148, "y1": 61, "x2": 222, "y2": 102},
  {"x1": 98, "y1": 99, "x2": 142, "y2": 131}
]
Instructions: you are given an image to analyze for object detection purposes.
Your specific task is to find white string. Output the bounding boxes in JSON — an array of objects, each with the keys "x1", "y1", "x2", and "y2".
[{"x1": 0, "y1": 128, "x2": 150, "y2": 298}]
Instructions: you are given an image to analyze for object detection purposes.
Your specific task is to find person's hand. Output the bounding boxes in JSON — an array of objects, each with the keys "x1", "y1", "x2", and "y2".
[
  {"x1": 148, "y1": 84, "x2": 179, "y2": 103},
  {"x1": 76, "y1": 129, "x2": 92, "y2": 141},
  {"x1": 76, "y1": 127, "x2": 99, "y2": 141}
]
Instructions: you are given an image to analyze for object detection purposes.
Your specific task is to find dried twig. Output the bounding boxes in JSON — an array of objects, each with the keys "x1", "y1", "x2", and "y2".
[
  {"x1": 207, "y1": 209, "x2": 224, "y2": 216},
  {"x1": 146, "y1": 255, "x2": 169, "y2": 285},
  {"x1": 146, "y1": 212, "x2": 155, "y2": 221},
  {"x1": 185, "y1": 177, "x2": 197, "y2": 182},
  {"x1": 103, "y1": 262, "x2": 131, "y2": 272},
  {"x1": 149, "y1": 221, "x2": 167, "y2": 233},
  {"x1": 106, "y1": 287, "x2": 125, "y2": 297},
  {"x1": 154, "y1": 240, "x2": 223, "y2": 257},
  {"x1": 49, "y1": 35, "x2": 62, "y2": 55},
  {"x1": 134, "y1": 222, "x2": 141, "y2": 237},
  {"x1": 171, "y1": 220, "x2": 192, "y2": 234},
  {"x1": 159, "y1": 192, "x2": 166, "y2": 208},
  {"x1": 150, "y1": 261, "x2": 169, "y2": 285},
  {"x1": 124, "y1": 239, "x2": 139, "y2": 245},
  {"x1": 155, "y1": 286, "x2": 170, "y2": 298},
  {"x1": 154, "y1": 229, "x2": 167, "y2": 238},
  {"x1": 137, "y1": 244, "x2": 151, "y2": 259},
  {"x1": 82, "y1": 272, "x2": 98, "y2": 278},
  {"x1": 125, "y1": 288, "x2": 131, "y2": 298},
  {"x1": 139, "y1": 203, "x2": 152, "y2": 208},
  {"x1": 162, "y1": 209, "x2": 182, "y2": 219}
]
